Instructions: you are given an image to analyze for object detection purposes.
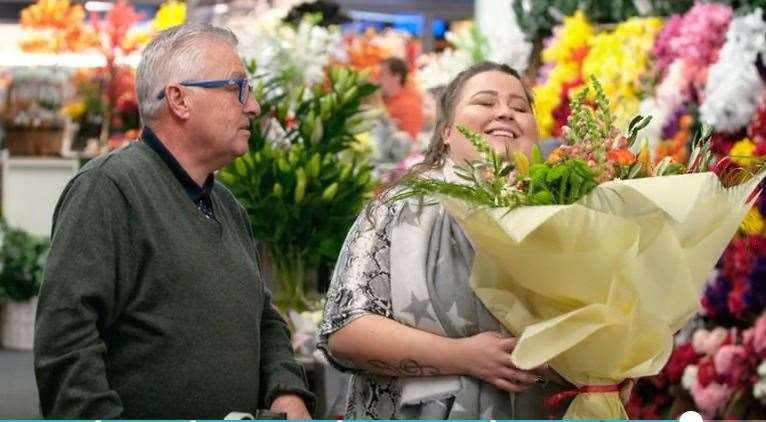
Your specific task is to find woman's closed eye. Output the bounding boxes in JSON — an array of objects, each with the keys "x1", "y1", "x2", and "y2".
[{"x1": 471, "y1": 98, "x2": 495, "y2": 107}]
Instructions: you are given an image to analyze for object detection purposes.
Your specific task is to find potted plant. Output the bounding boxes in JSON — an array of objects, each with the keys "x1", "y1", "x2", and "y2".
[
  {"x1": 218, "y1": 65, "x2": 378, "y2": 312},
  {"x1": 0, "y1": 221, "x2": 49, "y2": 350}
]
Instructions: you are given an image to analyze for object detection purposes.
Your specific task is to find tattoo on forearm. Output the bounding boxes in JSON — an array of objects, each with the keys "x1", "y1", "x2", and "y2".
[{"x1": 367, "y1": 359, "x2": 441, "y2": 376}]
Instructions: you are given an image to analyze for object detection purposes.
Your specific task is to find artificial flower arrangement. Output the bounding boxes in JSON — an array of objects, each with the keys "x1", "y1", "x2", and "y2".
[{"x1": 394, "y1": 76, "x2": 766, "y2": 419}]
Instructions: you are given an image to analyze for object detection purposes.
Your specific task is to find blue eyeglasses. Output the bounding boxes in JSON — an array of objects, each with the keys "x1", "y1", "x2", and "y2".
[{"x1": 157, "y1": 76, "x2": 252, "y2": 105}]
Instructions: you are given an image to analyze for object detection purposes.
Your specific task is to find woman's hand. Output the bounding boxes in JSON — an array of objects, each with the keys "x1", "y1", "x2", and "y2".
[
  {"x1": 455, "y1": 331, "x2": 541, "y2": 393},
  {"x1": 619, "y1": 379, "x2": 635, "y2": 405}
]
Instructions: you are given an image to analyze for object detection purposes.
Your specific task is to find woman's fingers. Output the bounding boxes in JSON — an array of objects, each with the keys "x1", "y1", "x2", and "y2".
[
  {"x1": 499, "y1": 337, "x2": 518, "y2": 352},
  {"x1": 492, "y1": 377, "x2": 532, "y2": 393},
  {"x1": 619, "y1": 379, "x2": 635, "y2": 405},
  {"x1": 499, "y1": 366, "x2": 540, "y2": 384}
]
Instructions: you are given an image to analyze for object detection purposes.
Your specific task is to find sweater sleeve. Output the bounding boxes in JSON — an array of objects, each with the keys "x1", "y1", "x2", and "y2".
[
  {"x1": 258, "y1": 287, "x2": 317, "y2": 413},
  {"x1": 34, "y1": 168, "x2": 136, "y2": 418},
  {"x1": 237, "y1": 209, "x2": 316, "y2": 414}
]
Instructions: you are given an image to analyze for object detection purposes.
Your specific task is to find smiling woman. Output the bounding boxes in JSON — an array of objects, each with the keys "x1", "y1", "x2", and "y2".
[
  {"x1": 444, "y1": 68, "x2": 539, "y2": 162},
  {"x1": 316, "y1": 62, "x2": 568, "y2": 420}
]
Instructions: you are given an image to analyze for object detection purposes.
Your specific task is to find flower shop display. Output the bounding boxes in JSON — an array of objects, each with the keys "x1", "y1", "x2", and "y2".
[
  {"x1": 581, "y1": 16, "x2": 663, "y2": 129},
  {"x1": 3, "y1": 67, "x2": 72, "y2": 156},
  {"x1": 638, "y1": 3, "x2": 733, "y2": 149},
  {"x1": 531, "y1": 10, "x2": 593, "y2": 138},
  {"x1": 395, "y1": 76, "x2": 765, "y2": 418},
  {"x1": 18, "y1": 0, "x2": 97, "y2": 53},
  {"x1": 218, "y1": 65, "x2": 378, "y2": 311},
  {"x1": 228, "y1": 12, "x2": 345, "y2": 88},
  {"x1": 152, "y1": 0, "x2": 187, "y2": 32},
  {"x1": 418, "y1": 21, "x2": 489, "y2": 84},
  {"x1": 418, "y1": 20, "x2": 530, "y2": 92},
  {"x1": 344, "y1": 28, "x2": 416, "y2": 73},
  {"x1": 699, "y1": 9, "x2": 766, "y2": 134}
]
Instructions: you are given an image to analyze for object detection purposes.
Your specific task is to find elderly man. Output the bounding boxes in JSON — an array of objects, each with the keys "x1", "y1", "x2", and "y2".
[{"x1": 33, "y1": 23, "x2": 314, "y2": 419}]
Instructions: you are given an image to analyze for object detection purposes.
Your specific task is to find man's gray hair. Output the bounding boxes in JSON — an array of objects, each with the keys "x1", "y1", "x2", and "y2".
[{"x1": 136, "y1": 23, "x2": 238, "y2": 123}]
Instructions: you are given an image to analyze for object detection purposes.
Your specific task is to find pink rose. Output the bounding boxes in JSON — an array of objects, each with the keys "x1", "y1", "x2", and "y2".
[
  {"x1": 714, "y1": 344, "x2": 747, "y2": 375},
  {"x1": 690, "y1": 381, "x2": 733, "y2": 418},
  {"x1": 693, "y1": 327, "x2": 729, "y2": 356}
]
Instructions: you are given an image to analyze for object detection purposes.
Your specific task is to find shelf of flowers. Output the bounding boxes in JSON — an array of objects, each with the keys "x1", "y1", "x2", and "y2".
[{"x1": 521, "y1": 4, "x2": 766, "y2": 418}]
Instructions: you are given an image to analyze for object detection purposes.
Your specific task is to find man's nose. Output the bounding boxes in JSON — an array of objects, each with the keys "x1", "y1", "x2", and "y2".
[{"x1": 244, "y1": 95, "x2": 260, "y2": 118}]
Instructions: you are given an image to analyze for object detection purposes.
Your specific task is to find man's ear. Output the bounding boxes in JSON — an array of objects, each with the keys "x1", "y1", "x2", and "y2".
[{"x1": 164, "y1": 84, "x2": 191, "y2": 120}]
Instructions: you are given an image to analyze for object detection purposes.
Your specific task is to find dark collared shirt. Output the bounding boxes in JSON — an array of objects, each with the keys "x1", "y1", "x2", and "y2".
[{"x1": 140, "y1": 127, "x2": 216, "y2": 220}]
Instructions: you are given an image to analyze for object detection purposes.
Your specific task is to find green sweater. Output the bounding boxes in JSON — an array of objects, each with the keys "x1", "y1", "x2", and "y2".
[{"x1": 34, "y1": 140, "x2": 314, "y2": 419}]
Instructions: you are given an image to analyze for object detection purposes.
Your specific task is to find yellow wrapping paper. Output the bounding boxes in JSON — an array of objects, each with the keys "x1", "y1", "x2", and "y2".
[{"x1": 442, "y1": 171, "x2": 766, "y2": 419}]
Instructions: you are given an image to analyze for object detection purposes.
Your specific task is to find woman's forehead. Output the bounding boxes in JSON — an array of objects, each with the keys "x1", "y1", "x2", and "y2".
[{"x1": 460, "y1": 71, "x2": 523, "y2": 98}]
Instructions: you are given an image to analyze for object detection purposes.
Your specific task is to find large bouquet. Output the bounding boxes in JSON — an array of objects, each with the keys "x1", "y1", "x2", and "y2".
[{"x1": 395, "y1": 77, "x2": 766, "y2": 419}]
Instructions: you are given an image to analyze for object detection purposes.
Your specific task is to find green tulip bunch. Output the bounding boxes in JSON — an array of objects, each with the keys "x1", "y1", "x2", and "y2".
[{"x1": 219, "y1": 65, "x2": 378, "y2": 310}]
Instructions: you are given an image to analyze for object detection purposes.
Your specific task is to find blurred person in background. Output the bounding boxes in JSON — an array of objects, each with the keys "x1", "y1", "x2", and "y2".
[{"x1": 377, "y1": 57, "x2": 425, "y2": 141}]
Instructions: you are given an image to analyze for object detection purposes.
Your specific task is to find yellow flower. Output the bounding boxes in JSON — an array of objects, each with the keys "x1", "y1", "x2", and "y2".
[
  {"x1": 582, "y1": 17, "x2": 662, "y2": 126},
  {"x1": 153, "y1": 0, "x2": 186, "y2": 32},
  {"x1": 532, "y1": 12, "x2": 594, "y2": 137},
  {"x1": 351, "y1": 132, "x2": 373, "y2": 156},
  {"x1": 740, "y1": 207, "x2": 765, "y2": 235},
  {"x1": 62, "y1": 101, "x2": 86, "y2": 119},
  {"x1": 730, "y1": 137, "x2": 757, "y2": 166}
]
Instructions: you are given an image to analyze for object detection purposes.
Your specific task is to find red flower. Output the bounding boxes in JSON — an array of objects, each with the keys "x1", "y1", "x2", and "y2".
[
  {"x1": 664, "y1": 343, "x2": 701, "y2": 382},
  {"x1": 711, "y1": 133, "x2": 737, "y2": 155},
  {"x1": 728, "y1": 279, "x2": 749, "y2": 318},
  {"x1": 756, "y1": 141, "x2": 766, "y2": 157},
  {"x1": 698, "y1": 357, "x2": 718, "y2": 387}
]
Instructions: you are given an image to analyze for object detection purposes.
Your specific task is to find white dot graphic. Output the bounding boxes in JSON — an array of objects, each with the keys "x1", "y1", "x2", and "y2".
[{"x1": 679, "y1": 410, "x2": 703, "y2": 422}]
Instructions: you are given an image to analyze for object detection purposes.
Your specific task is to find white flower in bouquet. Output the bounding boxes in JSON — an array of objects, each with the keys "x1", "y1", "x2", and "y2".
[
  {"x1": 700, "y1": 9, "x2": 766, "y2": 133},
  {"x1": 682, "y1": 365, "x2": 699, "y2": 391}
]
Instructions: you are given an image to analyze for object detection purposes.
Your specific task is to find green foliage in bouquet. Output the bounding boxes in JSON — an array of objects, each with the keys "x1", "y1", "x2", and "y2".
[
  {"x1": 394, "y1": 76, "x2": 717, "y2": 210},
  {"x1": 0, "y1": 221, "x2": 49, "y2": 302},
  {"x1": 218, "y1": 65, "x2": 378, "y2": 311}
]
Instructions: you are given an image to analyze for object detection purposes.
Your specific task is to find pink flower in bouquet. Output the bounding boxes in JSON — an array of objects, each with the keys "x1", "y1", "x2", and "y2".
[
  {"x1": 714, "y1": 344, "x2": 748, "y2": 379},
  {"x1": 752, "y1": 314, "x2": 766, "y2": 355},
  {"x1": 756, "y1": 142, "x2": 766, "y2": 157},
  {"x1": 693, "y1": 327, "x2": 730, "y2": 356},
  {"x1": 690, "y1": 380, "x2": 734, "y2": 418}
]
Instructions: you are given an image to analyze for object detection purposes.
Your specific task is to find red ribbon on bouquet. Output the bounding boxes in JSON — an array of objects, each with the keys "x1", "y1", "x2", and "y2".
[{"x1": 544, "y1": 384, "x2": 620, "y2": 410}]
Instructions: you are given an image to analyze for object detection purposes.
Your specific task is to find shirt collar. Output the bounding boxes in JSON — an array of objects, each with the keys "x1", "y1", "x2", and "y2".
[{"x1": 140, "y1": 126, "x2": 214, "y2": 202}]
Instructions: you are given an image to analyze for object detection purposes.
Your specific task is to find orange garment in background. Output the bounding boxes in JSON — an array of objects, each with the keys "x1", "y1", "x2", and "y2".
[{"x1": 383, "y1": 85, "x2": 424, "y2": 139}]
